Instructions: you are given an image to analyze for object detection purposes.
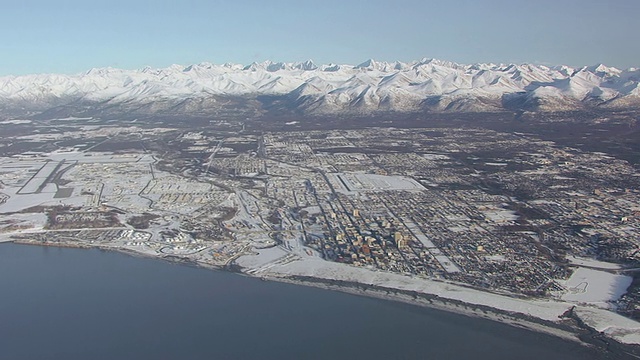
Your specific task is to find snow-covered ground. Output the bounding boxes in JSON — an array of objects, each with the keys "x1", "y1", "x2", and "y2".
[
  {"x1": 567, "y1": 256, "x2": 623, "y2": 270},
  {"x1": 0, "y1": 119, "x2": 32, "y2": 124},
  {"x1": 479, "y1": 206, "x2": 519, "y2": 222},
  {"x1": 331, "y1": 173, "x2": 425, "y2": 193},
  {"x1": 561, "y1": 267, "x2": 632, "y2": 306},
  {"x1": 236, "y1": 247, "x2": 289, "y2": 270},
  {"x1": 574, "y1": 307, "x2": 640, "y2": 345}
]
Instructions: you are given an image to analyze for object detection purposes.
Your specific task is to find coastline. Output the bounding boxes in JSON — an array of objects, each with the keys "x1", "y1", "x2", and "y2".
[
  {"x1": 5, "y1": 239, "x2": 640, "y2": 358},
  {"x1": 263, "y1": 274, "x2": 635, "y2": 355}
]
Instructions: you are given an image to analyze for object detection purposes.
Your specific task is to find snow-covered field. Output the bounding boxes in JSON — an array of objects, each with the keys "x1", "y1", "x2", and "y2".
[
  {"x1": 332, "y1": 173, "x2": 425, "y2": 193},
  {"x1": 574, "y1": 307, "x2": 640, "y2": 345},
  {"x1": 561, "y1": 267, "x2": 633, "y2": 306},
  {"x1": 567, "y1": 256, "x2": 623, "y2": 270}
]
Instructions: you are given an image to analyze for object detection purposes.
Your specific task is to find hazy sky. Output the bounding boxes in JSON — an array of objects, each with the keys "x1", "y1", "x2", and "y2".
[{"x1": 1, "y1": 0, "x2": 638, "y2": 75}]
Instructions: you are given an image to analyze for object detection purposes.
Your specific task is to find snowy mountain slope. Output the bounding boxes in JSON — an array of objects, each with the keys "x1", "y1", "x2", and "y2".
[{"x1": 0, "y1": 58, "x2": 639, "y2": 117}]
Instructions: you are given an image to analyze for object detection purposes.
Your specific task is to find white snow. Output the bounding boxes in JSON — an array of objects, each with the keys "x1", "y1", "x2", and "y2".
[
  {"x1": 236, "y1": 247, "x2": 290, "y2": 271},
  {"x1": 567, "y1": 256, "x2": 623, "y2": 270},
  {"x1": 0, "y1": 119, "x2": 32, "y2": 124},
  {"x1": 250, "y1": 255, "x2": 571, "y2": 321},
  {"x1": 480, "y1": 207, "x2": 519, "y2": 222},
  {"x1": 19, "y1": 160, "x2": 61, "y2": 194},
  {"x1": 0, "y1": 190, "x2": 58, "y2": 213},
  {"x1": 573, "y1": 307, "x2": 640, "y2": 345},
  {"x1": 331, "y1": 173, "x2": 425, "y2": 193},
  {"x1": 561, "y1": 267, "x2": 632, "y2": 306}
]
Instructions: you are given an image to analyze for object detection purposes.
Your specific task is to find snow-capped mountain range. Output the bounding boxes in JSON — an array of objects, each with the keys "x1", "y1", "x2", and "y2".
[{"x1": 1, "y1": 58, "x2": 639, "y2": 118}]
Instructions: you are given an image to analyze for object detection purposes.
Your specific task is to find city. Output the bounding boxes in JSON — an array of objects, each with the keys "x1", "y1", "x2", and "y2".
[{"x1": 0, "y1": 115, "x2": 639, "y2": 349}]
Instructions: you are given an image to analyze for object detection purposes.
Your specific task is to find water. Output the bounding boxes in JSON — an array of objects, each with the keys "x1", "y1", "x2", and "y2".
[{"x1": 0, "y1": 243, "x2": 612, "y2": 360}]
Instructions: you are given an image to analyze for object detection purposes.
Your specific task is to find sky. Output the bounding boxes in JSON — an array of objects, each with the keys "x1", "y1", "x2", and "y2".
[{"x1": 0, "y1": 0, "x2": 638, "y2": 76}]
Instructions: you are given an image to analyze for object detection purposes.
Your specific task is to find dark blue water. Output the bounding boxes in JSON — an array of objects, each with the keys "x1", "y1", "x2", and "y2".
[{"x1": 0, "y1": 243, "x2": 611, "y2": 360}]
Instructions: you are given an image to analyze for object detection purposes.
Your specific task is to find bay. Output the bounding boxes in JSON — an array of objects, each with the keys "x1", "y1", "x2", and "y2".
[{"x1": 0, "y1": 243, "x2": 611, "y2": 360}]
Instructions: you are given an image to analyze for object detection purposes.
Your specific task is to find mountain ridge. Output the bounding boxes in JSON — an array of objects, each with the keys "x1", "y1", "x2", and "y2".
[{"x1": 1, "y1": 58, "x2": 639, "y2": 118}]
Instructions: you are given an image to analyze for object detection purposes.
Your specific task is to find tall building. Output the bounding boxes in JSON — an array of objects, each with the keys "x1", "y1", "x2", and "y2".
[{"x1": 394, "y1": 232, "x2": 406, "y2": 248}]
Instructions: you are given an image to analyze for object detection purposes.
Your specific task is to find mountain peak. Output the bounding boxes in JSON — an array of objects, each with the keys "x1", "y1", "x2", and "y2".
[
  {"x1": 243, "y1": 61, "x2": 273, "y2": 71},
  {"x1": 355, "y1": 59, "x2": 379, "y2": 69},
  {"x1": 586, "y1": 64, "x2": 622, "y2": 77},
  {"x1": 293, "y1": 60, "x2": 318, "y2": 71},
  {"x1": 83, "y1": 67, "x2": 119, "y2": 76}
]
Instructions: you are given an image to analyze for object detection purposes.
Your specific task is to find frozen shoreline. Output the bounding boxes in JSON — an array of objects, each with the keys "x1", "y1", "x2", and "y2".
[
  {"x1": 267, "y1": 274, "x2": 583, "y2": 342},
  {"x1": 245, "y1": 262, "x2": 640, "y2": 353}
]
